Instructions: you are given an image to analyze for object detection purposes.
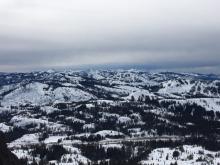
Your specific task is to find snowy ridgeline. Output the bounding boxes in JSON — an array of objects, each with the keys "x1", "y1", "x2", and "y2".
[{"x1": 0, "y1": 70, "x2": 220, "y2": 111}]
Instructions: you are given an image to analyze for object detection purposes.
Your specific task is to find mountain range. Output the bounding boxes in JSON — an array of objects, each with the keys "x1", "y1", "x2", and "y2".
[{"x1": 0, "y1": 69, "x2": 220, "y2": 165}]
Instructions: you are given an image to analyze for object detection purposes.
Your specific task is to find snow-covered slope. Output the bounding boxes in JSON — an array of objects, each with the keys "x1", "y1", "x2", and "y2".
[
  {"x1": 1, "y1": 82, "x2": 96, "y2": 106},
  {"x1": 141, "y1": 145, "x2": 220, "y2": 165},
  {"x1": 0, "y1": 70, "x2": 219, "y2": 107},
  {"x1": 0, "y1": 70, "x2": 220, "y2": 165}
]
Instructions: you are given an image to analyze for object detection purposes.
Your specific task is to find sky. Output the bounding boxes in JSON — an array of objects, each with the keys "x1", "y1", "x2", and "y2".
[{"x1": 0, "y1": 0, "x2": 220, "y2": 73}]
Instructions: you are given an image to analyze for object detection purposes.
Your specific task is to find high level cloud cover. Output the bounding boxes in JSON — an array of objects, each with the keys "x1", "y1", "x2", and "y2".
[{"x1": 0, "y1": 0, "x2": 220, "y2": 72}]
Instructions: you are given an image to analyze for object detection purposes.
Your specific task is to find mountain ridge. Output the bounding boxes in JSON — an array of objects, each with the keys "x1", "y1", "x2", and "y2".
[{"x1": 0, "y1": 69, "x2": 220, "y2": 164}]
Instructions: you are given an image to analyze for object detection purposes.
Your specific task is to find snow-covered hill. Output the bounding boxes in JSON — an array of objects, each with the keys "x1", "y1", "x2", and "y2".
[
  {"x1": 0, "y1": 70, "x2": 220, "y2": 108},
  {"x1": 0, "y1": 69, "x2": 220, "y2": 165}
]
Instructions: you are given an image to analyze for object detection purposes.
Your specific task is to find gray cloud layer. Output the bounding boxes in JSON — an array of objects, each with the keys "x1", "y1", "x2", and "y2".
[{"x1": 0, "y1": 0, "x2": 220, "y2": 73}]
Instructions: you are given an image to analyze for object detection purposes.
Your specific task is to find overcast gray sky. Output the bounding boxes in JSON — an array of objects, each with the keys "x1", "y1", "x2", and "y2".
[{"x1": 0, "y1": 0, "x2": 220, "y2": 73}]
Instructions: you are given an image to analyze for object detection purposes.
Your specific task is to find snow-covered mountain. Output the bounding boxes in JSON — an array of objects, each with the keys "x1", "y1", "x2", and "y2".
[
  {"x1": 0, "y1": 69, "x2": 220, "y2": 165},
  {"x1": 0, "y1": 70, "x2": 220, "y2": 107}
]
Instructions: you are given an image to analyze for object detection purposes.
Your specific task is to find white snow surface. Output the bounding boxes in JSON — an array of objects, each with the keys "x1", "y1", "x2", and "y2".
[
  {"x1": 10, "y1": 116, "x2": 48, "y2": 128},
  {"x1": 117, "y1": 116, "x2": 132, "y2": 124},
  {"x1": 94, "y1": 130, "x2": 124, "y2": 137},
  {"x1": 44, "y1": 135, "x2": 67, "y2": 144},
  {"x1": 140, "y1": 145, "x2": 220, "y2": 165},
  {"x1": 9, "y1": 133, "x2": 39, "y2": 148},
  {"x1": 0, "y1": 123, "x2": 12, "y2": 132},
  {"x1": 1, "y1": 82, "x2": 95, "y2": 106}
]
